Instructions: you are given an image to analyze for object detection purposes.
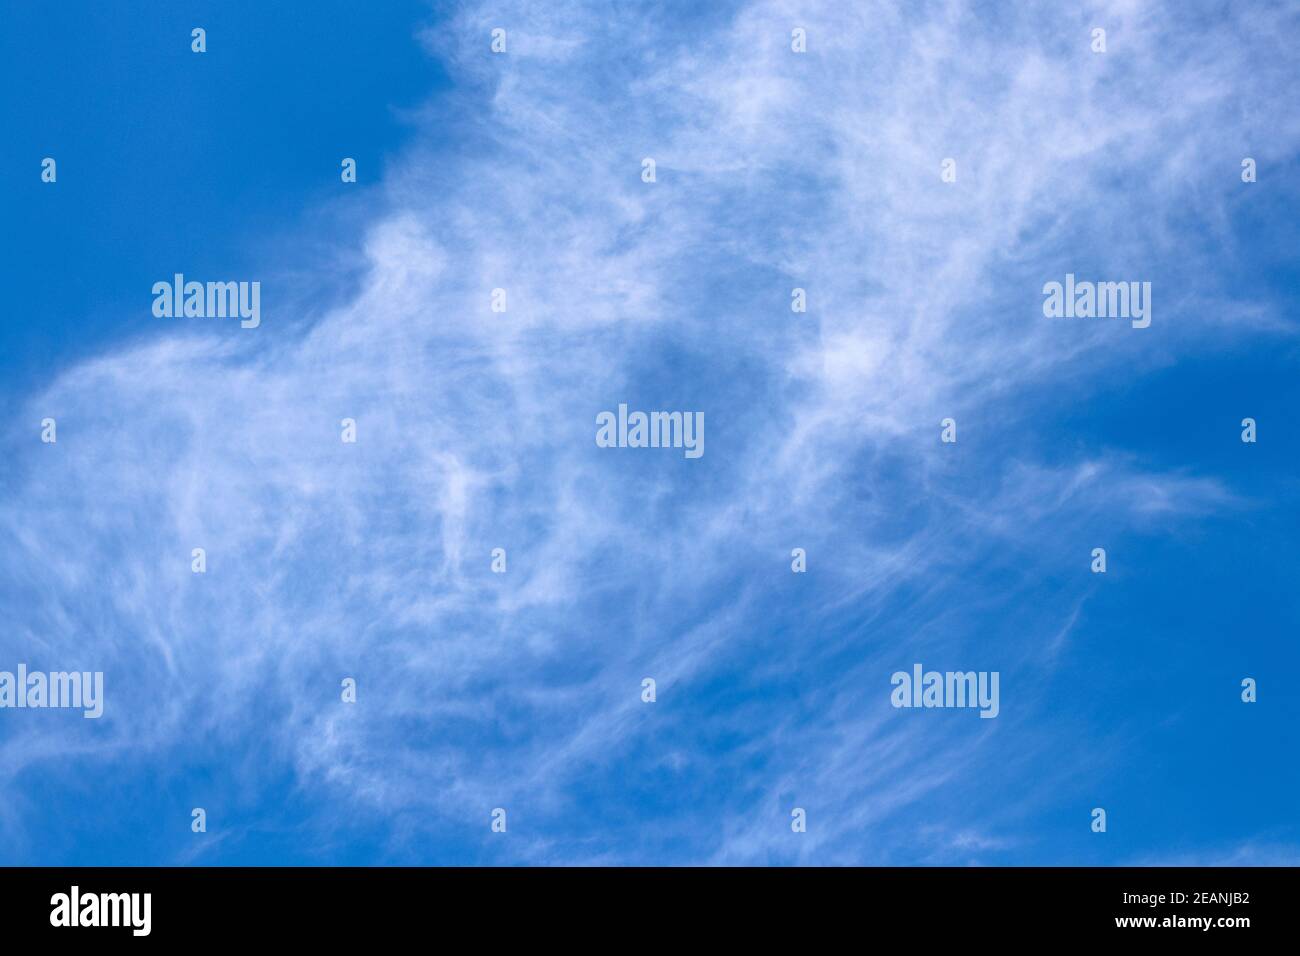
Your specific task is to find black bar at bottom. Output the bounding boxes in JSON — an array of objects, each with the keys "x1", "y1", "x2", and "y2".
[{"x1": 0, "y1": 866, "x2": 1288, "y2": 941}]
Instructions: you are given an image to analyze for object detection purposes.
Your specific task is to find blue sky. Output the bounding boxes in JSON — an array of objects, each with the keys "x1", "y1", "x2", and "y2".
[{"x1": 1, "y1": 0, "x2": 1298, "y2": 866}]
